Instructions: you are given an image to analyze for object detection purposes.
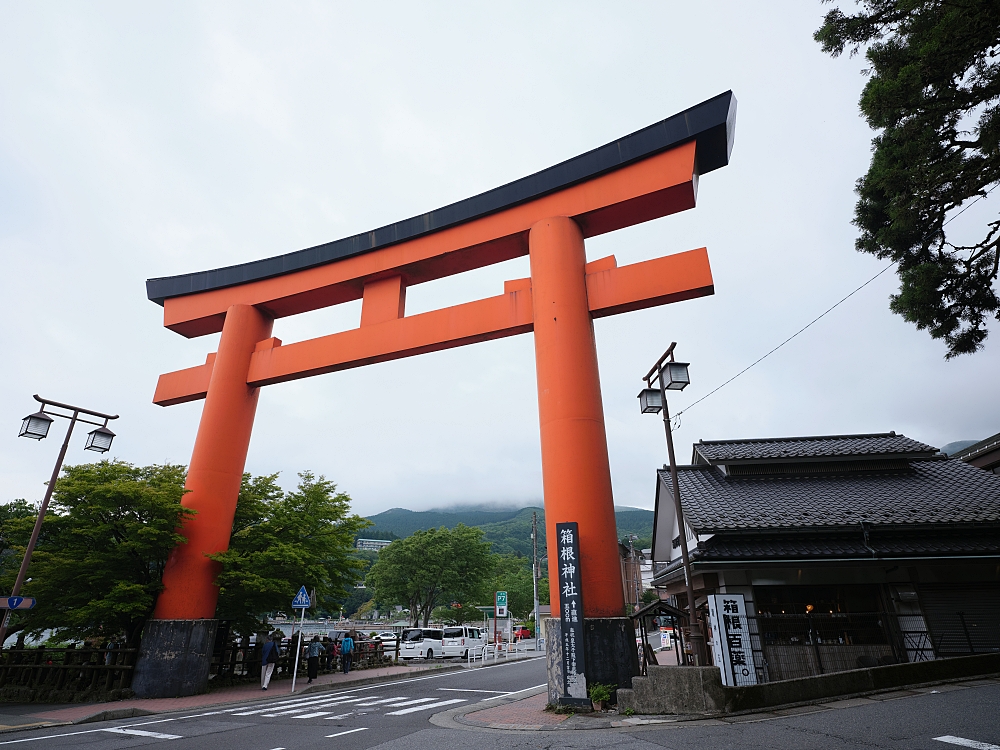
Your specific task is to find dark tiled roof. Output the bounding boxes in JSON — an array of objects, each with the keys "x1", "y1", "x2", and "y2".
[
  {"x1": 657, "y1": 458, "x2": 1000, "y2": 531},
  {"x1": 694, "y1": 433, "x2": 937, "y2": 464},
  {"x1": 693, "y1": 530, "x2": 1000, "y2": 561}
]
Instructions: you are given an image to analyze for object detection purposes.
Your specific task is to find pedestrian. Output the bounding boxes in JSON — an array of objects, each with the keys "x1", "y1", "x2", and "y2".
[
  {"x1": 341, "y1": 630, "x2": 355, "y2": 675},
  {"x1": 261, "y1": 633, "x2": 281, "y2": 690},
  {"x1": 306, "y1": 635, "x2": 323, "y2": 684},
  {"x1": 322, "y1": 636, "x2": 333, "y2": 671}
]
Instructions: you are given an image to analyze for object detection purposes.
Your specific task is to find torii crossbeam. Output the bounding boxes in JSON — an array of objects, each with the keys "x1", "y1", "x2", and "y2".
[{"x1": 142, "y1": 92, "x2": 735, "y2": 679}]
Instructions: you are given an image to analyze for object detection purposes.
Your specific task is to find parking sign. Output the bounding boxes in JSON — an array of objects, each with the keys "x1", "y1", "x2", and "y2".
[{"x1": 495, "y1": 590, "x2": 508, "y2": 618}]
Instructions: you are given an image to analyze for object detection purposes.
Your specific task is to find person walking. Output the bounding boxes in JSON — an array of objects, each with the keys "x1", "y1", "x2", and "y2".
[
  {"x1": 306, "y1": 635, "x2": 323, "y2": 684},
  {"x1": 261, "y1": 633, "x2": 281, "y2": 690},
  {"x1": 340, "y1": 631, "x2": 354, "y2": 674}
]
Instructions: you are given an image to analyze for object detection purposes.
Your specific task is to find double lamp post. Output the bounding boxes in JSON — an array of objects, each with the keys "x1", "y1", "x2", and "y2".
[
  {"x1": 0, "y1": 396, "x2": 118, "y2": 647},
  {"x1": 638, "y1": 343, "x2": 708, "y2": 665}
]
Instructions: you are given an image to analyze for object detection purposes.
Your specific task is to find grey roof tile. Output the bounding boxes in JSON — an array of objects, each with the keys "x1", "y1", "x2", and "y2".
[
  {"x1": 657, "y1": 458, "x2": 1000, "y2": 531},
  {"x1": 694, "y1": 433, "x2": 937, "y2": 463}
]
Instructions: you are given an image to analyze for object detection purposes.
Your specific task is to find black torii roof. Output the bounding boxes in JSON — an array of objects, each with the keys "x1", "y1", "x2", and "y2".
[{"x1": 146, "y1": 91, "x2": 737, "y2": 305}]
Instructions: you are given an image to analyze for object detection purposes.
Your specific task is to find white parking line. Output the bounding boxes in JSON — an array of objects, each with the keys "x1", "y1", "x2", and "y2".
[
  {"x1": 101, "y1": 728, "x2": 182, "y2": 739},
  {"x1": 934, "y1": 737, "x2": 1000, "y2": 750},
  {"x1": 385, "y1": 698, "x2": 466, "y2": 715},
  {"x1": 326, "y1": 728, "x2": 368, "y2": 738}
]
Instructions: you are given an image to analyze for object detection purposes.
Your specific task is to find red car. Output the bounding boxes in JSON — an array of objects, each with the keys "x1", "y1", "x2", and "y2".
[{"x1": 512, "y1": 626, "x2": 532, "y2": 639}]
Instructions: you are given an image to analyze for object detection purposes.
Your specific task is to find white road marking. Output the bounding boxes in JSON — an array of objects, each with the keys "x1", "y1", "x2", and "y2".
[
  {"x1": 385, "y1": 698, "x2": 466, "y2": 715},
  {"x1": 322, "y1": 713, "x2": 355, "y2": 720},
  {"x1": 101, "y1": 727, "x2": 182, "y2": 739},
  {"x1": 326, "y1": 728, "x2": 368, "y2": 738},
  {"x1": 237, "y1": 696, "x2": 369, "y2": 716},
  {"x1": 437, "y1": 688, "x2": 509, "y2": 694},
  {"x1": 355, "y1": 697, "x2": 410, "y2": 706},
  {"x1": 935, "y1": 737, "x2": 1000, "y2": 750},
  {"x1": 380, "y1": 698, "x2": 436, "y2": 707},
  {"x1": 475, "y1": 683, "x2": 547, "y2": 702},
  {"x1": 294, "y1": 712, "x2": 337, "y2": 719}
]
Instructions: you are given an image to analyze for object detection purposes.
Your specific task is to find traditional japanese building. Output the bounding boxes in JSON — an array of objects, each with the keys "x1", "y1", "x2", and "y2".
[{"x1": 650, "y1": 432, "x2": 1000, "y2": 680}]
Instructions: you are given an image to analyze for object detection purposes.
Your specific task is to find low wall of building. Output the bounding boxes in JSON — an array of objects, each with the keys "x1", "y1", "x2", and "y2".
[{"x1": 617, "y1": 653, "x2": 1000, "y2": 715}]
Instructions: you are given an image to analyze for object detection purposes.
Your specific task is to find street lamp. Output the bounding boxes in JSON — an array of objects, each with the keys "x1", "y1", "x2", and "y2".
[
  {"x1": 639, "y1": 343, "x2": 707, "y2": 665},
  {"x1": 0, "y1": 396, "x2": 119, "y2": 648}
]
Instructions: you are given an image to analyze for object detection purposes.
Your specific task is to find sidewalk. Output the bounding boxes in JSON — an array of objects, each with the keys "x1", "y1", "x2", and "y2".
[{"x1": 5, "y1": 663, "x2": 460, "y2": 729}]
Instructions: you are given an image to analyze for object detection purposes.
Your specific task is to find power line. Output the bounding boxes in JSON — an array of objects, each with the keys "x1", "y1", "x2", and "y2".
[{"x1": 671, "y1": 184, "x2": 999, "y2": 428}]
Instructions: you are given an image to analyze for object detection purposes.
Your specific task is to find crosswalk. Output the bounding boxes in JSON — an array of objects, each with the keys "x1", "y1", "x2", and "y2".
[{"x1": 223, "y1": 691, "x2": 467, "y2": 721}]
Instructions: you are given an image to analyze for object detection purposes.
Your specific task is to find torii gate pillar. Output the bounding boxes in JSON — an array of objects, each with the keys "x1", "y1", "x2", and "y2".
[{"x1": 530, "y1": 217, "x2": 624, "y2": 617}]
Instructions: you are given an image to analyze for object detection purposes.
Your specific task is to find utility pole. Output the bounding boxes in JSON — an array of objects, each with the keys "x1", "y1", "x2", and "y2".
[{"x1": 532, "y1": 512, "x2": 540, "y2": 643}]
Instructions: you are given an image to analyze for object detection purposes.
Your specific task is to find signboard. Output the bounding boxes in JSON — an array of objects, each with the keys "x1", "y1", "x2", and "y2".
[
  {"x1": 555, "y1": 522, "x2": 588, "y2": 706},
  {"x1": 708, "y1": 593, "x2": 758, "y2": 687},
  {"x1": 291, "y1": 586, "x2": 311, "y2": 610},
  {"x1": 495, "y1": 590, "x2": 508, "y2": 618},
  {"x1": 660, "y1": 627, "x2": 672, "y2": 649},
  {"x1": 0, "y1": 597, "x2": 36, "y2": 610}
]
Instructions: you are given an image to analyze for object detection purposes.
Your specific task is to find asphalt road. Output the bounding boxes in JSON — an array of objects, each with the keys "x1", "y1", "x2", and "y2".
[
  {"x1": 0, "y1": 656, "x2": 547, "y2": 749},
  {"x1": 0, "y1": 665, "x2": 997, "y2": 750}
]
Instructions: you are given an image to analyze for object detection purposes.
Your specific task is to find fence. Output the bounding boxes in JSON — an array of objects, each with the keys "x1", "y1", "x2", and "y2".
[{"x1": 0, "y1": 646, "x2": 137, "y2": 695}]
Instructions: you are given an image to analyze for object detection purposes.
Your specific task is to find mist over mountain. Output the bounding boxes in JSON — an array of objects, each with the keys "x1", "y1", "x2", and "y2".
[{"x1": 362, "y1": 504, "x2": 654, "y2": 558}]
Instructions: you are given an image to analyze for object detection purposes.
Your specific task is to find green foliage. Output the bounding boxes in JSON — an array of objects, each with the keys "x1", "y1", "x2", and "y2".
[
  {"x1": 0, "y1": 499, "x2": 35, "y2": 576},
  {"x1": 340, "y1": 587, "x2": 373, "y2": 618},
  {"x1": 3, "y1": 461, "x2": 191, "y2": 646},
  {"x1": 210, "y1": 472, "x2": 370, "y2": 634},
  {"x1": 366, "y1": 524, "x2": 492, "y2": 626},
  {"x1": 641, "y1": 589, "x2": 660, "y2": 605},
  {"x1": 430, "y1": 601, "x2": 481, "y2": 625},
  {"x1": 364, "y1": 506, "x2": 653, "y2": 560},
  {"x1": 816, "y1": 1, "x2": 1000, "y2": 357},
  {"x1": 588, "y1": 682, "x2": 614, "y2": 703},
  {"x1": 483, "y1": 555, "x2": 538, "y2": 619}
]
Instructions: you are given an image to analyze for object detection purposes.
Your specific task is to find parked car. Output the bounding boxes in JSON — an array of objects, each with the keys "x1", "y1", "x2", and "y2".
[
  {"x1": 399, "y1": 628, "x2": 444, "y2": 660},
  {"x1": 441, "y1": 626, "x2": 486, "y2": 658},
  {"x1": 512, "y1": 626, "x2": 531, "y2": 640}
]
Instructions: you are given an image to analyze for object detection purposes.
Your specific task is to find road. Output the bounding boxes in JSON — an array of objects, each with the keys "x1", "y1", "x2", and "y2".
[
  {"x1": 0, "y1": 656, "x2": 547, "y2": 749},
  {"x1": 0, "y1": 663, "x2": 997, "y2": 750}
]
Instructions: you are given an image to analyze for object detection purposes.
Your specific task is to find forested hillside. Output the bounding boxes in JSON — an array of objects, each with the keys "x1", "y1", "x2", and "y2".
[{"x1": 363, "y1": 505, "x2": 654, "y2": 556}]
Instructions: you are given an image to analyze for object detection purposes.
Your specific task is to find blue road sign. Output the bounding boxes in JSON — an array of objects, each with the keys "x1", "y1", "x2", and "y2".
[
  {"x1": 291, "y1": 586, "x2": 311, "y2": 609},
  {"x1": 1, "y1": 597, "x2": 36, "y2": 610}
]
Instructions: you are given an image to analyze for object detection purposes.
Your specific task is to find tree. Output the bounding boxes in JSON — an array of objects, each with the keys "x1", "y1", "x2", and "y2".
[
  {"x1": 483, "y1": 555, "x2": 537, "y2": 620},
  {"x1": 3, "y1": 461, "x2": 191, "y2": 646},
  {"x1": 210, "y1": 472, "x2": 370, "y2": 635},
  {"x1": 366, "y1": 525, "x2": 492, "y2": 626},
  {"x1": 815, "y1": 1, "x2": 1000, "y2": 357}
]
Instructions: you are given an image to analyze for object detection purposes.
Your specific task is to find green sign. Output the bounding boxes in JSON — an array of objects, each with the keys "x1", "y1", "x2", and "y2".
[{"x1": 495, "y1": 590, "x2": 508, "y2": 617}]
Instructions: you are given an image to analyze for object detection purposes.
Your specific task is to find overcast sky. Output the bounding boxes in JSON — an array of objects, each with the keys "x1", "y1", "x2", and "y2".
[{"x1": 2, "y1": 2, "x2": 998, "y2": 517}]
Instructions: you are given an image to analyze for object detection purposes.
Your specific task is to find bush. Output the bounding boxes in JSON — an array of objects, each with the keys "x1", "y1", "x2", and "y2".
[{"x1": 587, "y1": 682, "x2": 614, "y2": 703}]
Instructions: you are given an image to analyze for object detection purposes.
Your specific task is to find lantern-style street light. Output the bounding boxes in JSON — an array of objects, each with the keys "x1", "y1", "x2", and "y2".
[
  {"x1": 0, "y1": 396, "x2": 119, "y2": 648},
  {"x1": 638, "y1": 343, "x2": 707, "y2": 665}
]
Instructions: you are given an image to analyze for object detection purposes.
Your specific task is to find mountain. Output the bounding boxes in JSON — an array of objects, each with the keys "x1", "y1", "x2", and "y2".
[{"x1": 363, "y1": 505, "x2": 655, "y2": 557}]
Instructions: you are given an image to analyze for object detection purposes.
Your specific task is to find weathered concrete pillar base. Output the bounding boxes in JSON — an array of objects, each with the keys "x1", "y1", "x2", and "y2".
[
  {"x1": 545, "y1": 617, "x2": 640, "y2": 706},
  {"x1": 131, "y1": 619, "x2": 218, "y2": 698}
]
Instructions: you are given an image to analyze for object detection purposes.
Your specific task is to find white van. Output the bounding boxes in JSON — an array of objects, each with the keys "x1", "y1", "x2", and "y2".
[
  {"x1": 441, "y1": 626, "x2": 486, "y2": 659},
  {"x1": 399, "y1": 628, "x2": 444, "y2": 660}
]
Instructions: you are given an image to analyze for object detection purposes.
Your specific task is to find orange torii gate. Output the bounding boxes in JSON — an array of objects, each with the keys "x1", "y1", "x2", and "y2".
[{"x1": 134, "y1": 92, "x2": 735, "y2": 697}]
